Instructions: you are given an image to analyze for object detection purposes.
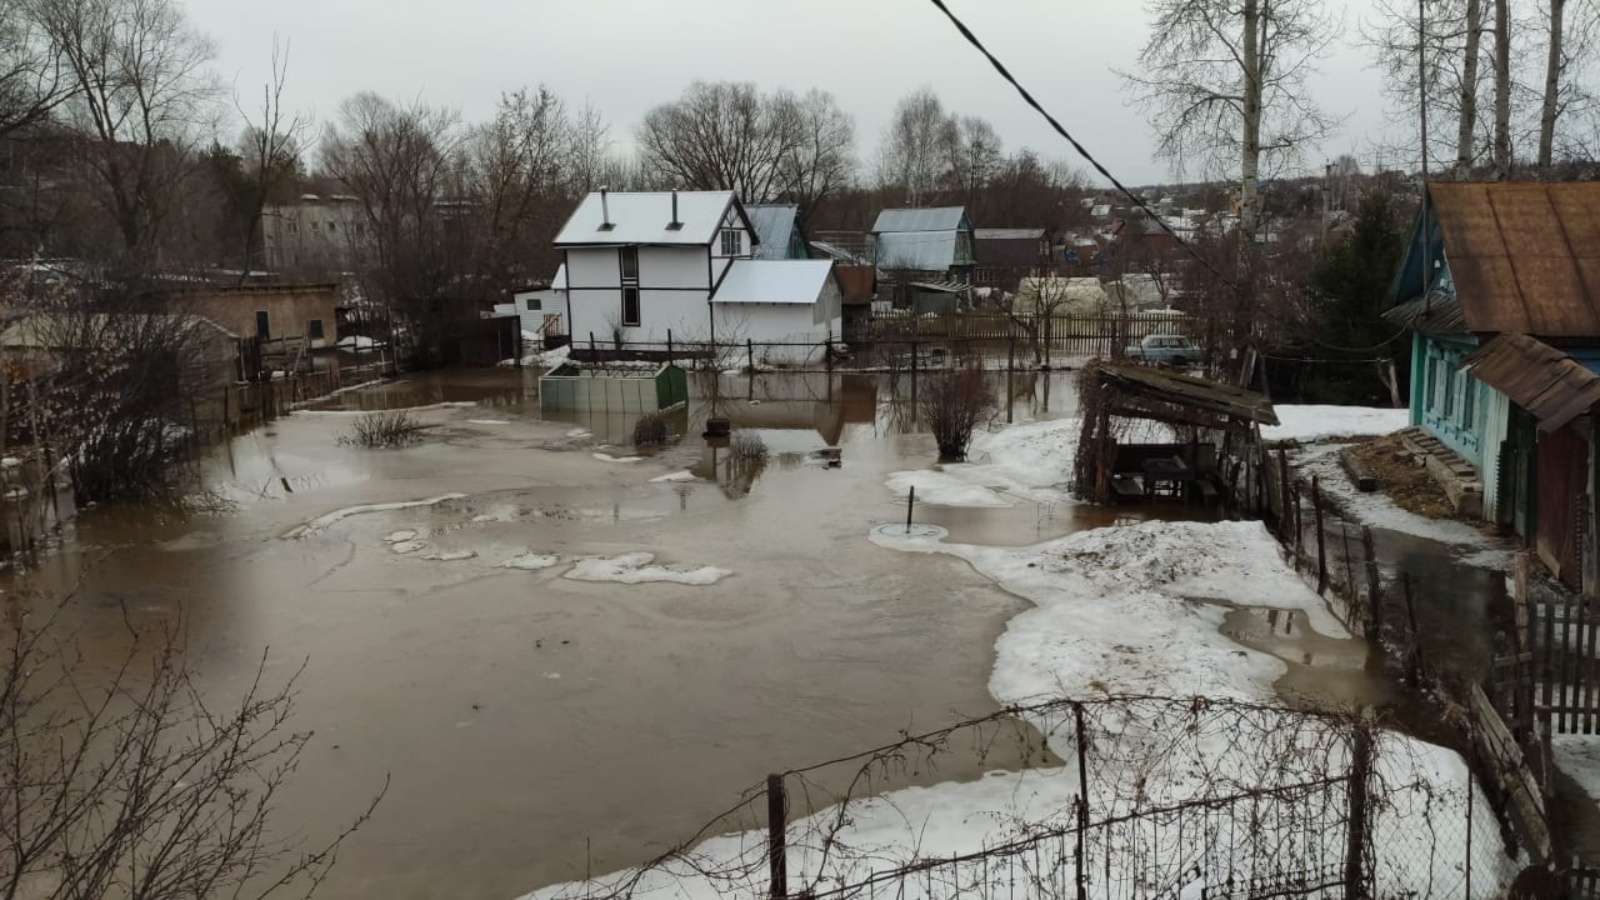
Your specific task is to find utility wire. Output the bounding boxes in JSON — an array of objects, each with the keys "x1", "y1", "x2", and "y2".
[{"x1": 926, "y1": 0, "x2": 1237, "y2": 289}]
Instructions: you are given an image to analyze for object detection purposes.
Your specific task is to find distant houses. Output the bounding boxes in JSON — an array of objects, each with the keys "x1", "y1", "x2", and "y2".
[{"x1": 1387, "y1": 181, "x2": 1599, "y2": 595}]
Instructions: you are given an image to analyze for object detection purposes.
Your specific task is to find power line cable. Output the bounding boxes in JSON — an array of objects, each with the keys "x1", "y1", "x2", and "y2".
[{"x1": 925, "y1": 0, "x2": 1237, "y2": 289}]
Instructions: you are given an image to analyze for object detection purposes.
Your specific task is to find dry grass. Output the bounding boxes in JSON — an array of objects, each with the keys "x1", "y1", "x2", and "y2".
[
  {"x1": 632, "y1": 412, "x2": 672, "y2": 447},
  {"x1": 338, "y1": 411, "x2": 428, "y2": 449},
  {"x1": 1346, "y1": 434, "x2": 1458, "y2": 519}
]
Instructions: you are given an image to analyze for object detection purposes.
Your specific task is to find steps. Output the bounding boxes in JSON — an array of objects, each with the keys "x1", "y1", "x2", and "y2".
[{"x1": 1398, "y1": 426, "x2": 1485, "y2": 518}]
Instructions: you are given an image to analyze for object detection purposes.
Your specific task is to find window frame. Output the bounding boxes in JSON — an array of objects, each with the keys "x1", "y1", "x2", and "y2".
[
  {"x1": 621, "y1": 286, "x2": 641, "y2": 327},
  {"x1": 720, "y1": 229, "x2": 741, "y2": 256},
  {"x1": 620, "y1": 246, "x2": 639, "y2": 281},
  {"x1": 525, "y1": 297, "x2": 541, "y2": 311},
  {"x1": 309, "y1": 319, "x2": 325, "y2": 340}
]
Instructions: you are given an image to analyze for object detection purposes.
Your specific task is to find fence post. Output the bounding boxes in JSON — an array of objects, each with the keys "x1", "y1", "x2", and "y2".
[
  {"x1": 1313, "y1": 475, "x2": 1328, "y2": 595},
  {"x1": 1277, "y1": 447, "x2": 1292, "y2": 542},
  {"x1": 1362, "y1": 526, "x2": 1381, "y2": 640},
  {"x1": 747, "y1": 338, "x2": 755, "y2": 373},
  {"x1": 1073, "y1": 702, "x2": 1089, "y2": 900},
  {"x1": 1345, "y1": 718, "x2": 1372, "y2": 900},
  {"x1": 667, "y1": 328, "x2": 673, "y2": 362},
  {"x1": 767, "y1": 773, "x2": 787, "y2": 900},
  {"x1": 1401, "y1": 573, "x2": 1424, "y2": 687}
]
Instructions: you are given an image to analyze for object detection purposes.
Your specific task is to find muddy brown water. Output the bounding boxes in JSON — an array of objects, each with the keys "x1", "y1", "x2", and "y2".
[
  {"x1": 13, "y1": 368, "x2": 1388, "y2": 900},
  {"x1": 15, "y1": 369, "x2": 1122, "y2": 900}
]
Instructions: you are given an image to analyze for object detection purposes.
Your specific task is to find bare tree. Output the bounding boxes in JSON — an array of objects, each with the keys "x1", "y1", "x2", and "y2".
[
  {"x1": 33, "y1": 0, "x2": 223, "y2": 264},
  {"x1": 919, "y1": 367, "x2": 996, "y2": 460},
  {"x1": 0, "y1": 0, "x2": 71, "y2": 139},
  {"x1": 462, "y1": 86, "x2": 573, "y2": 285},
  {"x1": 637, "y1": 81, "x2": 789, "y2": 200},
  {"x1": 1535, "y1": 0, "x2": 1600, "y2": 168},
  {"x1": 1122, "y1": 0, "x2": 1339, "y2": 239},
  {"x1": 1364, "y1": 0, "x2": 1486, "y2": 176},
  {"x1": 877, "y1": 88, "x2": 956, "y2": 206},
  {"x1": 773, "y1": 88, "x2": 855, "y2": 216},
  {"x1": 1459, "y1": 0, "x2": 1486, "y2": 175},
  {"x1": 567, "y1": 101, "x2": 612, "y2": 196},
  {"x1": 1494, "y1": 0, "x2": 1514, "y2": 172},
  {"x1": 0, "y1": 596, "x2": 385, "y2": 900},
  {"x1": 944, "y1": 116, "x2": 1002, "y2": 211},
  {"x1": 234, "y1": 36, "x2": 309, "y2": 281},
  {"x1": 320, "y1": 92, "x2": 464, "y2": 365}
]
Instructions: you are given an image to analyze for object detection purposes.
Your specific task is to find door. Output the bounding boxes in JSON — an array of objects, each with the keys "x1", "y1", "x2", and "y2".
[
  {"x1": 255, "y1": 311, "x2": 270, "y2": 340},
  {"x1": 1537, "y1": 425, "x2": 1589, "y2": 588}
]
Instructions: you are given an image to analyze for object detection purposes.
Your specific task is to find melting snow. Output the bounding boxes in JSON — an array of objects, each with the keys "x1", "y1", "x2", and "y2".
[
  {"x1": 383, "y1": 530, "x2": 419, "y2": 543},
  {"x1": 281, "y1": 494, "x2": 467, "y2": 539},
  {"x1": 422, "y1": 549, "x2": 477, "y2": 562},
  {"x1": 563, "y1": 552, "x2": 731, "y2": 586},
  {"x1": 501, "y1": 553, "x2": 561, "y2": 571},
  {"x1": 1262, "y1": 405, "x2": 1410, "y2": 443},
  {"x1": 389, "y1": 540, "x2": 427, "y2": 554},
  {"x1": 592, "y1": 452, "x2": 643, "y2": 463},
  {"x1": 1295, "y1": 446, "x2": 1495, "y2": 546},
  {"x1": 468, "y1": 419, "x2": 511, "y2": 426},
  {"x1": 650, "y1": 471, "x2": 698, "y2": 483}
]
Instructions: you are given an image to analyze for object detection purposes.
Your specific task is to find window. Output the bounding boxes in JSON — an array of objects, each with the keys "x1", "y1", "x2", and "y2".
[
  {"x1": 327, "y1": 222, "x2": 337, "y2": 233},
  {"x1": 621, "y1": 287, "x2": 641, "y2": 327},
  {"x1": 309, "y1": 319, "x2": 325, "y2": 340},
  {"x1": 620, "y1": 247, "x2": 639, "y2": 281},
  {"x1": 255, "y1": 311, "x2": 270, "y2": 339},
  {"x1": 720, "y1": 229, "x2": 741, "y2": 256},
  {"x1": 525, "y1": 297, "x2": 542, "y2": 311}
]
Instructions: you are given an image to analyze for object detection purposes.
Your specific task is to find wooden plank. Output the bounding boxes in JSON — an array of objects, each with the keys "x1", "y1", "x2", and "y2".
[
  {"x1": 1587, "y1": 598, "x2": 1598, "y2": 734},
  {"x1": 1470, "y1": 683, "x2": 1553, "y2": 861},
  {"x1": 1545, "y1": 580, "x2": 1558, "y2": 731}
]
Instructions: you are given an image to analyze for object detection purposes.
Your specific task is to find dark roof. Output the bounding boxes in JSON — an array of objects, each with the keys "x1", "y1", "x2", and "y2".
[
  {"x1": 1430, "y1": 182, "x2": 1600, "y2": 337},
  {"x1": 1093, "y1": 362, "x2": 1279, "y2": 428},
  {"x1": 1463, "y1": 332, "x2": 1600, "y2": 431},
  {"x1": 833, "y1": 265, "x2": 875, "y2": 306},
  {"x1": 1384, "y1": 289, "x2": 1468, "y2": 333},
  {"x1": 975, "y1": 229, "x2": 1047, "y2": 268}
]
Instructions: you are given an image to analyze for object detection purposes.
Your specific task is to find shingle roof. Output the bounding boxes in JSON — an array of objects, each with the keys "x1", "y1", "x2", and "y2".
[
  {"x1": 712, "y1": 260, "x2": 833, "y2": 305},
  {"x1": 745, "y1": 204, "x2": 800, "y2": 260},
  {"x1": 871, "y1": 207, "x2": 966, "y2": 234},
  {"x1": 554, "y1": 191, "x2": 737, "y2": 247},
  {"x1": 1430, "y1": 181, "x2": 1600, "y2": 337}
]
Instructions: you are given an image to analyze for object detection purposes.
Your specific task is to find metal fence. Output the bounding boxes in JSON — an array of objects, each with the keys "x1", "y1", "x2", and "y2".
[{"x1": 545, "y1": 697, "x2": 1509, "y2": 900}]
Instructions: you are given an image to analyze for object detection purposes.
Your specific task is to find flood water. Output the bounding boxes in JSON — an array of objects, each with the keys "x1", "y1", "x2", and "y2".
[
  {"x1": 14, "y1": 367, "x2": 1139, "y2": 900},
  {"x1": 12, "y1": 366, "x2": 1400, "y2": 900}
]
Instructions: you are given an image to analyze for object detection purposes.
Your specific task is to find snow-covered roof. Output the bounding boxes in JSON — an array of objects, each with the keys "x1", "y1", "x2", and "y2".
[
  {"x1": 871, "y1": 206, "x2": 967, "y2": 234},
  {"x1": 875, "y1": 231, "x2": 958, "y2": 271},
  {"x1": 809, "y1": 240, "x2": 869, "y2": 265},
  {"x1": 712, "y1": 260, "x2": 833, "y2": 305},
  {"x1": 745, "y1": 204, "x2": 800, "y2": 260},
  {"x1": 554, "y1": 191, "x2": 738, "y2": 246},
  {"x1": 551, "y1": 263, "x2": 567, "y2": 290}
]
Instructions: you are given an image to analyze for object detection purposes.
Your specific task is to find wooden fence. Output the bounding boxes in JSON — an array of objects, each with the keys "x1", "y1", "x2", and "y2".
[{"x1": 865, "y1": 312, "x2": 1214, "y2": 359}]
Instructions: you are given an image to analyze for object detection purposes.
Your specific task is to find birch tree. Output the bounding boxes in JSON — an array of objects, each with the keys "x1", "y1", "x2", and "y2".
[
  {"x1": 1122, "y1": 0, "x2": 1338, "y2": 239},
  {"x1": 234, "y1": 36, "x2": 308, "y2": 280},
  {"x1": 877, "y1": 87, "x2": 956, "y2": 206},
  {"x1": 1494, "y1": 0, "x2": 1513, "y2": 172},
  {"x1": 1364, "y1": 0, "x2": 1486, "y2": 176}
]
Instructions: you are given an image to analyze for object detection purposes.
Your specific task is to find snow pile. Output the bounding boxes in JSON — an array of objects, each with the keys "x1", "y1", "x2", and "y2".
[
  {"x1": 593, "y1": 452, "x2": 643, "y2": 464},
  {"x1": 336, "y1": 335, "x2": 380, "y2": 352},
  {"x1": 468, "y1": 418, "x2": 511, "y2": 426},
  {"x1": 650, "y1": 471, "x2": 698, "y2": 483},
  {"x1": 1262, "y1": 405, "x2": 1409, "y2": 443},
  {"x1": 563, "y1": 552, "x2": 731, "y2": 586},
  {"x1": 281, "y1": 494, "x2": 466, "y2": 539},
  {"x1": 884, "y1": 418, "x2": 1080, "y2": 508}
]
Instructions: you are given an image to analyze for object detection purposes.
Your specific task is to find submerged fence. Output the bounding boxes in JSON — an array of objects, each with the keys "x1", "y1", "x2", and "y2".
[{"x1": 547, "y1": 697, "x2": 1508, "y2": 900}]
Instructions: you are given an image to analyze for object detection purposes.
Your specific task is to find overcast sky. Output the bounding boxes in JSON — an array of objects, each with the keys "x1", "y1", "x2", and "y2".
[{"x1": 187, "y1": 0, "x2": 1405, "y2": 188}]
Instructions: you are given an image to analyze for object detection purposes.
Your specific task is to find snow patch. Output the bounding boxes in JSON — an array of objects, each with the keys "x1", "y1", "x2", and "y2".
[
  {"x1": 280, "y1": 494, "x2": 468, "y2": 539},
  {"x1": 593, "y1": 452, "x2": 643, "y2": 463},
  {"x1": 422, "y1": 549, "x2": 477, "y2": 562},
  {"x1": 650, "y1": 470, "x2": 698, "y2": 483},
  {"x1": 1296, "y1": 447, "x2": 1495, "y2": 546},
  {"x1": 467, "y1": 419, "x2": 511, "y2": 426},
  {"x1": 389, "y1": 540, "x2": 427, "y2": 554},
  {"x1": 501, "y1": 552, "x2": 561, "y2": 571},
  {"x1": 1553, "y1": 734, "x2": 1600, "y2": 807},
  {"x1": 563, "y1": 552, "x2": 731, "y2": 586},
  {"x1": 1262, "y1": 405, "x2": 1409, "y2": 443},
  {"x1": 885, "y1": 469, "x2": 1013, "y2": 508},
  {"x1": 383, "y1": 530, "x2": 419, "y2": 543}
]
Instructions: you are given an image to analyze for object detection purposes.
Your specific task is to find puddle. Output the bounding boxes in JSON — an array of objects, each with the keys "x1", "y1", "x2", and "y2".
[{"x1": 1218, "y1": 606, "x2": 1395, "y2": 709}]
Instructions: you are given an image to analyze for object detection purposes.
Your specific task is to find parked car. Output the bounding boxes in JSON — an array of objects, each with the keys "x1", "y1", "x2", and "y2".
[{"x1": 1124, "y1": 334, "x2": 1204, "y2": 366}]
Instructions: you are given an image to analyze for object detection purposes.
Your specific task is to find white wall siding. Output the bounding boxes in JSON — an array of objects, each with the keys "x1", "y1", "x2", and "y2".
[
  {"x1": 567, "y1": 248, "x2": 620, "y2": 287},
  {"x1": 1480, "y1": 386, "x2": 1512, "y2": 523},
  {"x1": 714, "y1": 304, "x2": 839, "y2": 364},
  {"x1": 640, "y1": 246, "x2": 708, "y2": 289}
]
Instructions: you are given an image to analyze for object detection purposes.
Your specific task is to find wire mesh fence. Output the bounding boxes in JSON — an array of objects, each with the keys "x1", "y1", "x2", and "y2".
[{"x1": 537, "y1": 697, "x2": 1515, "y2": 900}]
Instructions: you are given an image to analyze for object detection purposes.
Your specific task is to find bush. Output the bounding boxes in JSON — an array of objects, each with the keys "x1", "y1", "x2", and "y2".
[
  {"x1": 730, "y1": 430, "x2": 768, "y2": 461},
  {"x1": 338, "y1": 411, "x2": 428, "y2": 448},
  {"x1": 919, "y1": 368, "x2": 998, "y2": 460},
  {"x1": 632, "y1": 412, "x2": 672, "y2": 447}
]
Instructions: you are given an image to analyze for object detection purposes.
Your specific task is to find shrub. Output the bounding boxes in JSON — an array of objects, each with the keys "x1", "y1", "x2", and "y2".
[
  {"x1": 730, "y1": 430, "x2": 768, "y2": 461},
  {"x1": 632, "y1": 412, "x2": 672, "y2": 447},
  {"x1": 919, "y1": 368, "x2": 998, "y2": 460},
  {"x1": 338, "y1": 411, "x2": 428, "y2": 448}
]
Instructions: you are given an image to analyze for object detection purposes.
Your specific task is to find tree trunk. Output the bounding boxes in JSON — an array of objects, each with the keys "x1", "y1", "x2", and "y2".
[
  {"x1": 1494, "y1": 0, "x2": 1513, "y2": 175},
  {"x1": 1539, "y1": 0, "x2": 1566, "y2": 170},
  {"x1": 1240, "y1": 0, "x2": 1263, "y2": 240},
  {"x1": 1457, "y1": 0, "x2": 1484, "y2": 177}
]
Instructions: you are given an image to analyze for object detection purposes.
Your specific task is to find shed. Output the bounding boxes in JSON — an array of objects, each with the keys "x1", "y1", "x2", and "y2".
[{"x1": 538, "y1": 362, "x2": 688, "y2": 414}]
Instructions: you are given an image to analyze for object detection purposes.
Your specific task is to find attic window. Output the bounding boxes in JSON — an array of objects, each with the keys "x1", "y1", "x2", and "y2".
[{"x1": 720, "y1": 229, "x2": 741, "y2": 256}]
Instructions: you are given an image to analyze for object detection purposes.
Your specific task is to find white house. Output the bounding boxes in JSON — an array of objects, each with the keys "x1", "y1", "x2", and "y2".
[
  {"x1": 491, "y1": 284, "x2": 565, "y2": 341},
  {"x1": 552, "y1": 190, "x2": 840, "y2": 364}
]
